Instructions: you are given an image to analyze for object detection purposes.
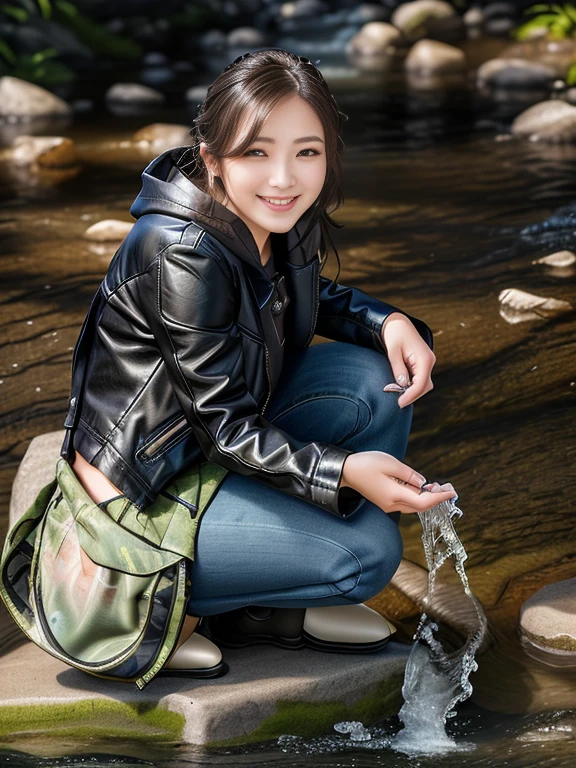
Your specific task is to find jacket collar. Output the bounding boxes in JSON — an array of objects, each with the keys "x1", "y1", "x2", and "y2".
[{"x1": 130, "y1": 146, "x2": 322, "y2": 272}]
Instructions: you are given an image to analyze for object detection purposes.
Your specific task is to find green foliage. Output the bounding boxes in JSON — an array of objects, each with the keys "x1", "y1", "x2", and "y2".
[
  {"x1": 5, "y1": 47, "x2": 74, "y2": 86},
  {"x1": 567, "y1": 61, "x2": 576, "y2": 83},
  {"x1": 514, "y1": 4, "x2": 576, "y2": 40},
  {"x1": 53, "y1": 0, "x2": 142, "y2": 59}
]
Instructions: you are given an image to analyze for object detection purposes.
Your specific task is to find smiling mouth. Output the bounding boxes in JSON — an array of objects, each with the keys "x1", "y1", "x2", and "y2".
[{"x1": 257, "y1": 195, "x2": 299, "y2": 205}]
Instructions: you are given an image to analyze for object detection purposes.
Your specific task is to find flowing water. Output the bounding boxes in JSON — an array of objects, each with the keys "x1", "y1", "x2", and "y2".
[{"x1": 1, "y1": 61, "x2": 576, "y2": 765}]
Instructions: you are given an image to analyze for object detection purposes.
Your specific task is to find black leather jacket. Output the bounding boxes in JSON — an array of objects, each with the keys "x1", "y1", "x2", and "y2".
[{"x1": 61, "y1": 146, "x2": 434, "y2": 517}]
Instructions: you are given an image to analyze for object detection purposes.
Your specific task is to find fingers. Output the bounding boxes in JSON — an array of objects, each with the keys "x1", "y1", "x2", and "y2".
[
  {"x1": 384, "y1": 457, "x2": 427, "y2": 488},
  {"x1": 394, "y1": 484, "x2": 457, "y2": 514}
]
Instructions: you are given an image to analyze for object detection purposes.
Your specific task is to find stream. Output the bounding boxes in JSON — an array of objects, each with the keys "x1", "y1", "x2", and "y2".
[{"x1": 1, "y1": 74, "x2": 575, "y2": 765}]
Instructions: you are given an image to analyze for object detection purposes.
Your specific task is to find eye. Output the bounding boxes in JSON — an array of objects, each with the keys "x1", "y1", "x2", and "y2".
[{"x1": 243, "y1": 148, "x2": 321, "y2": 157}]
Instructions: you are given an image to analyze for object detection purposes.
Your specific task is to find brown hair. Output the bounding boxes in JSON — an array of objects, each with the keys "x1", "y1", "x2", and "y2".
[{"x1": 177, "y1": 48, "x2": 349, "y2": 281}]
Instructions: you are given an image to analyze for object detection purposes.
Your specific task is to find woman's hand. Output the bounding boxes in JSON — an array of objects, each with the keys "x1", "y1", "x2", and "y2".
[
  {"x1": 381, "y1": 313, "x2": 436, "y2": 409},
  {"x1": 341, "y1": 451, "x2": 457, "y2": 515}
]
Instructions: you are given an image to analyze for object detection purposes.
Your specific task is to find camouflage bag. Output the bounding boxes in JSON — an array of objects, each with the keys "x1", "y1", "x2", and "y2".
[{"x1": 0, "y1": 456, "x2": 227, "y2": 689}]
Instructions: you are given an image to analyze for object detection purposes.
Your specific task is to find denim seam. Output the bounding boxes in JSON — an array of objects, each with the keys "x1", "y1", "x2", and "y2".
[
  {"x1": 201, "y1": 521, "x2": 363, "y2": 595},
  {"x1": 270, "y1": 394, "x2": 372, "y2": 445}
]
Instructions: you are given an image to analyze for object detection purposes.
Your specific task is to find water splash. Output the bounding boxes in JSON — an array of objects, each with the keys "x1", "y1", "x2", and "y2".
[
  {"x1": 390, "y1": 492, "x2": 488, "y2": 755},
  {"x1": 327, "y1": 491, "x2": 487, "y2": 757}
]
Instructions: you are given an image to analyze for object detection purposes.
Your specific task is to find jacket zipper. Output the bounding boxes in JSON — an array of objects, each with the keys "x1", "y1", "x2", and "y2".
[
  {"x1": 261, "y1": 342, "x2": 273, "y2": 416},
  {"x1": 304, "y1": 256, "x2": 321, "y2": 348},
  {"x1": 140, "y1": 416, "x2": 189, "y2": 460}
]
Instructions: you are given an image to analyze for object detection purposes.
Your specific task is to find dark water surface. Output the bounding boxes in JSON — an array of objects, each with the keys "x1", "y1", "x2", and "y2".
[{"x1": 0, "y1": 95, "x2": 575, "y2": 764}]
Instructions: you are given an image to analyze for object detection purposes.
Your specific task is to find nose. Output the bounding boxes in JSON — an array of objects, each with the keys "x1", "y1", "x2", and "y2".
[{"x1": 268, "y1": 158, "x2": 296, "y2": 190}]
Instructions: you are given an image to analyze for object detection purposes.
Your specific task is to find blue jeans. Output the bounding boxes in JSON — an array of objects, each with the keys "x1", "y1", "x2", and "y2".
[{"x1": 186, "y1": 341, "x2": 412, "y2": 617}]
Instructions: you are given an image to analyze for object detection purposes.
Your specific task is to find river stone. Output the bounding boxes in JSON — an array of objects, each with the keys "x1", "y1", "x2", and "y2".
[
  {"x1": 502, "y1": 39, "x2": 576, "y2": 79},
  {"x1": 346, "y1": 22, "x2": 401, "y2": 56},
  {"x1": 132, "y1": 123, "x2": 192, "y2": 152},
  {"x1": 498, "y1": 287, "x2": 573, "y2": 323},
  {"x1": 9, "y1": 431, "x2": 64, "y2": 530},
  {"x1": 227, "y1": 26, "x2": 267, "y2": 47},
  {"x1": 477, "y1": 58, "x2": 556, "y2": 90},
  {"x1": 84, "y1": 219, "x2": 134, "y2": 242},
  {"x1": 512, "y1": 100, "x2": 576, "y2": 143},
  {"x1": 280, "y1": 0, "x2": 329, "y2": 19},
  {"x1": 348, "y1": 4, "x2": 390, "y2": 24},
  {"x1": 391, "y1": 0, "x2": 461, "y2": 43},
  {"x1": 519, "y1": 578, "x2": 576, "y2": 664},
  {"x1": 0, "y1": 77, "x2": 72, "y2": 119},
  {"x1": 10, "y1": 136, "x2": 78, "y2": 168},
  {"x1": 532, "y1": 250, "x2": 576, "y2": 268},
  {"x1": 404, "y1": 39, "x2": 466, "y2": 74},
  {"x1": 105, "y1": 83, "x2": 164, "y2": 105}
]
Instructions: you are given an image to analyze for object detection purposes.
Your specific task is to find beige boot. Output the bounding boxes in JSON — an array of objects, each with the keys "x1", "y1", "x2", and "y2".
[
  {"x1": 157, "y1": 630, "x2": 229, "y2": 678},
  {"x1": 302, "y1": 603, "x2": 396, "y2": 652}
]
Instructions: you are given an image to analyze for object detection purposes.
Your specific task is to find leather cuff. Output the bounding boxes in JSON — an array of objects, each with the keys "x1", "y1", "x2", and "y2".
[{"x1": 310, "y1": 446, "x2": 363, "y2": 518}]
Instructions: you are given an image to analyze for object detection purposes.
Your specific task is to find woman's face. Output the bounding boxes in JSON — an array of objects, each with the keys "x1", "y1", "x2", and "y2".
[{"x1": 201, "y1": 94, "x2": 327, "y2": 257}]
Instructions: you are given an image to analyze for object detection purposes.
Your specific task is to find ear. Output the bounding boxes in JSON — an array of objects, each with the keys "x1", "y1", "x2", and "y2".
[{"x1": 199, "y1": 142, "x2": 219, "y2": 177}]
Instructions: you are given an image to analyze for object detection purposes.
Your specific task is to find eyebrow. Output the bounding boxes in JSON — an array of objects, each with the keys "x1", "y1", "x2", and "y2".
[{"x1": 252, "y1": 135, "x2": 324, "y2": 144}]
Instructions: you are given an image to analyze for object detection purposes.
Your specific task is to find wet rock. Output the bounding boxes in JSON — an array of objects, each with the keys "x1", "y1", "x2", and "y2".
[
  {"x1": 532, "y1": 250, "x2": 576, "y2": 268},
  {"x1": 477, "y1": 59, "x2": 556, "y2": 90},
  {"x1": 143, "y1": 52, "x2": 168, "y2": 67},
  {"x1": 404, "y1": 39, "x2": 467, "y2": 75},
  {"x1": 498, "y1": 287, "x2": 573, "y2": 323},
  {"x1": 227, "y1": 26, "x2": 267, "y2": 47},
  {"x1": 483, "y1": 2, "x2": 517, "y2": 38},
  {"x1": 347, "y1": 4, "x2": 390, "y2": 24},
  {"x1": 105, "y1": 83, "x2": 165, "y2": 106},
  {"x1": 83, "y1": 219, "x2": 134, "y2": 242},
  {"x1": 186, "y1": 85, "x2": 210, "y2": 109},
  {"x1": 519, "y1": 578, "x2": 576, "y2": 667},
  {"x1": 10, "y1": 136, "x2": 78, "y2": 169},
  {"x1": 464, "y1": 6, "x2": 483, "y2": 28},
  {"x1": 368, "y1": 559, "x2": 490, "y2": 652},
  {"x1": 512, "y1": 100, "x2": 576, "y2": 143},
  {"x1": 133, "y1": 123, "x2": 192, "y2": 153},
  {"x1": 391, "y1": 0, "x2": 462, "y2": 43},
  {"x1": 198, "y1": 29, "x2": 227, "y2": 53},
  {"x1": 502, "y1": 39, "x2": 576, "y2": 79},
  {"x1": 280, "y1": 0, "x2": 329, "y2": 20},
  {"x1": 139, "y1": 67, "x2": 176, "y2": 88},
  {"x1": 0, "y1": 76, "x2": 72, "y2": 120},
  {"x1": 345, "y1": 22, "x2": 401, "y2": 56}
]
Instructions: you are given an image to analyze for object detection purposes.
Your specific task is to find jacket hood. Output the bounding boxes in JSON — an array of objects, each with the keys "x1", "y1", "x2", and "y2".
[{"x1": 130, "y1": 146, "x2": 322, "y2": 272}]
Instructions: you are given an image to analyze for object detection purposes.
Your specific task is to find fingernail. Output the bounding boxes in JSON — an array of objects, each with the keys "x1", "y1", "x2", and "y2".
[{"x1": 397, "y1": 374, "x2": 406, "y2": 385}]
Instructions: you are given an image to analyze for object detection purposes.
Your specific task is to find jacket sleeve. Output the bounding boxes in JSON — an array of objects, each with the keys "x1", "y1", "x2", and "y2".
[
  {"x1": 315, "y1": 275, "x2": 434, "y2": 353},
  {"x1": 139, "y1": 242, "x2": 365, "y2": 519}
]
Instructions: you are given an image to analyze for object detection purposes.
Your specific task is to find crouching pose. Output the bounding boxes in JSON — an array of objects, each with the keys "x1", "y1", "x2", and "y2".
[{"x1": 67, "y1": 49, "x2": 457, "y2": 678}]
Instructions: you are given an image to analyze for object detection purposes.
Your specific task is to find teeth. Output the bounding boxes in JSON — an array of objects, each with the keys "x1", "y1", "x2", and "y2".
[{"x1": 261, "y1": 197, "x2": 295, "y2": 205}]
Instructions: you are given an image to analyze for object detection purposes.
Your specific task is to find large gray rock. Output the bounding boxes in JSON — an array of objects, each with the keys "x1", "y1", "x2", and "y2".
[
  {"x1": 404, "y1": 39, "x2": 467, "y2": 75},
  {"x1": 0, "y1": 77, "x2": 72, "y2": 120},
  {"x1": 512, "y1": 100, "x2": 576, "y2": 143},
  {"x1": 0, "y1": 640, "x2": 410, "y2": 745},
  {"x1": 477, "y1": 58, "x2": 556, "y2": 90},
  {"x1": 391, "y1": 0, "x2": 462, "y2": 43},
  {"x1": 133, "y1": 123, "x2": 192, "y2": 154},
  {"x1": 9, "y1": 430, "x2": 64, "y2": 529},
  {"x1": 346, "y1": 21, "x2": 401, "y2": 56}
]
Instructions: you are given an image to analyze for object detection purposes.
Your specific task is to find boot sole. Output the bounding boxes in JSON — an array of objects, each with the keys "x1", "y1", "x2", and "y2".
[
  {"x1": 209, "y1": 629, "x2": 392, "y2": 654},
  {"x1": 156, "y1": 659, "x2": 230, "y2": 679}
]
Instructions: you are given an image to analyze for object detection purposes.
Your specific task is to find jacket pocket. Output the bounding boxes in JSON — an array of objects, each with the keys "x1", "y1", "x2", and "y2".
[{"x1": 137, "y1": 414, "x2": 192, "y2": 462}]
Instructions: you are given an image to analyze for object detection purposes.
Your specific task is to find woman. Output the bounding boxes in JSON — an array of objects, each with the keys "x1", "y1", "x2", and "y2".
[{"x1": 66, "y1": 49, "x2": 457, "y2": 679}]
